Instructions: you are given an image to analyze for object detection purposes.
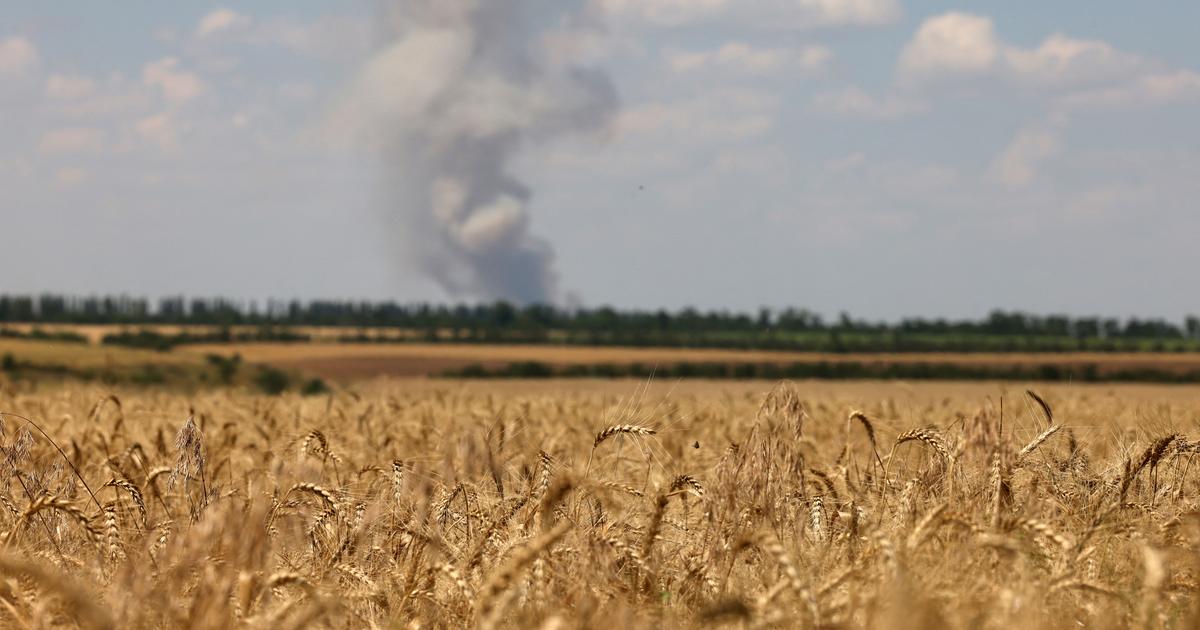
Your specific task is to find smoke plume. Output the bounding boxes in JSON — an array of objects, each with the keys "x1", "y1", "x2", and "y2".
[{"x1": 340, "y1": 1, "x2": 616, "y2": 304}]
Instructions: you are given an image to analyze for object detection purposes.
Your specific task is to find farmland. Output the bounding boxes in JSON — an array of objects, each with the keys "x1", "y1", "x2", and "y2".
[
  {"x1": 6, "y1": 0, "x2": 1197, "y2": 626},
  {"x1": 0, "y1": 377, "x2": 1197, "y2": 627},
  {"x1": 185, "y1": 342, "x2": 1200, "y2": 382},
  {"x1": 3, "y1": 320, "x2": 1199, "y2": 626},
  {"x1": 11, "y1": 328, "x2": 1200, "y2": 387}
]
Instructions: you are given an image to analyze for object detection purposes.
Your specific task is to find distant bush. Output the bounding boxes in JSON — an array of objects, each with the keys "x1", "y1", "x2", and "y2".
[
  {"x1": 102, "y1": 330, "x2": 177, "y2": 351},
  {"x1": 254, "y1": 366, "x2": 291, "y2": 395},
  {"x1": 588, "y1": 363, "x2": 621, "y2": 378},
  {"x1": 454, "y1": 364, "x2": 491, "y2": 378},
  {"x1": 301, "y1": 378, "x2": 331, "y2": 396},
  {"x1": 205, "y1": 353, "x2": 242, "y2": 384},
  {"x1": 1, "y1": 353, "x2": 15, "y2": 372},
  {"x1": 0, "y1": 328, "x2": 87, "y2": 344},
  {"x1": 103, "y1": 327, "x2": 311, "y2": 351},
  {"x1": 505, "y1": 361, "x2": 555, "y2": 378},
  {"x1": 441, "y1": 360, "x2": 1200, "y2": 384}
]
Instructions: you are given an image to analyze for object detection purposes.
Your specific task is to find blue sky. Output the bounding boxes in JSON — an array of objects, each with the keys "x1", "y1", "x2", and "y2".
[{"x1": 2, "y1": 1, "x2": 1199, "y2": 319}]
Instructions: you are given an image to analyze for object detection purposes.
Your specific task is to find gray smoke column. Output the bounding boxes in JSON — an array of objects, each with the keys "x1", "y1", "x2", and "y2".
[{"x1": 339, "y1": 0, "x2": 616, "y2": 304}]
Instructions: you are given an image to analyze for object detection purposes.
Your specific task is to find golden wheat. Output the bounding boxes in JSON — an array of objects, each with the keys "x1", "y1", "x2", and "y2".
[{"x1": 0, "y1": 379, "x2": 1188, "y2": 628}]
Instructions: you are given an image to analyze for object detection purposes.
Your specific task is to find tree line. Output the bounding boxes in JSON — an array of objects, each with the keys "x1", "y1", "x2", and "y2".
[{"x1": 3, "y1": 294, "x2": 1200, "y2": 351}]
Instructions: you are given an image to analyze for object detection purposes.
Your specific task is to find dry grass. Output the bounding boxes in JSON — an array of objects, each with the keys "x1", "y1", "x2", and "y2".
[
  {"x1": 0, "y1": 378, "x2": 1195, "y2": 628},
  {"x1": 0, "y1": 339, "x2": 200, "y2": 369}
]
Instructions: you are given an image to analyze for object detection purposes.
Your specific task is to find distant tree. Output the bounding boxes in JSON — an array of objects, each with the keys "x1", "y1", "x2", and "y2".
[
  {"x1": 491, "y1": 301, "x2": 516, "y2": 328},
  {"x1": 757, "y1": 307, "x2": 773, "y2": 329}
]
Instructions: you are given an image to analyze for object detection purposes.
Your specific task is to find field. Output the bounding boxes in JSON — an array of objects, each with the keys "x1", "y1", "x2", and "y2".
[
  {"x1": 0, "y1": 376, "x2": 1196, "y2": 628},
  {"x1": 0, "y1": 338, "x2": 199, "y2": 369},
  {"x1": 1, "y1": 323, "x2": 438, "y2": 345},
  {"x1": 11, "y1": 323, "x2": 1200, "y2": 385},
  {"x1": 182, "y1": 342, "x2": 1200, "y2": 381}
]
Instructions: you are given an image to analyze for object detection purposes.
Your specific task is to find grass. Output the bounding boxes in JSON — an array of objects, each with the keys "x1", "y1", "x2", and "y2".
[{"x1": 0, "y1": 377, "x2": 1195, "y2": 627}]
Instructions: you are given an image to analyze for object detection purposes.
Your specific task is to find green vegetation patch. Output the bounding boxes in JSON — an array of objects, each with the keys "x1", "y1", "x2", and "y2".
[{"x1": 443, "y1": 360, "x2": 1200, "y2": 383}]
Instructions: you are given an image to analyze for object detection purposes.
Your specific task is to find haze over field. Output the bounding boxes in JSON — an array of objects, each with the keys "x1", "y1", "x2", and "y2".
[{"x1": 2, "y1": 1, "x2": 1199, "y2": 318}]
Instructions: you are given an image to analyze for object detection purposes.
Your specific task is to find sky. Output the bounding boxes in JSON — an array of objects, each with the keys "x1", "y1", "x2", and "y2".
[{"x1": 2, "y1": 1, "x2": 1200, "y2": 320}]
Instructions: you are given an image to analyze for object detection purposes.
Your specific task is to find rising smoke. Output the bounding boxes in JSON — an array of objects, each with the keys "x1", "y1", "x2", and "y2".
[{"x1": 340, "y1": 1, "x2": 616, "y2": 304}]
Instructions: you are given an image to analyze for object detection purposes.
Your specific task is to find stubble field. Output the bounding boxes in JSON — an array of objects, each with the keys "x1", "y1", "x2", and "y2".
[{"x1": 0, "y1": 377, "x2": 1197, "y2": 628}]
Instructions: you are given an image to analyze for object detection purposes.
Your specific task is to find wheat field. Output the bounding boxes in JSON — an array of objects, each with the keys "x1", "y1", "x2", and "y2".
[{"x1": 0, "y1": 378, "x2": 1196, "y2": 628}]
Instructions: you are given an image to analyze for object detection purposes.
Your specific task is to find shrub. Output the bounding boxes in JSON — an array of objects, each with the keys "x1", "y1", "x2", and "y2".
[
  {"x1": 504, "y1": 361, "x2": 554, "y2": 378},
  {"x1": 102, "y1": 330, "x2": 177, "y2": 352},
  {"x1": 254, "y1": 366, "x2": 290, "y2": 395},
  {"x1": 300, "y1": 378, "x2": 331, "y2": 396},
  {"x1": 205, "y1": 353, "x2": 242, "y2": 384}
]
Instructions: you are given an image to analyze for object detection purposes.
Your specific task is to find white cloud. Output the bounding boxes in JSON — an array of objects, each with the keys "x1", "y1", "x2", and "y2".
[
  {"x1": 37, "y1": 127, "x2": 105, "y2": 155},
  {"x1": 45, "y1": 74, "x2": 97, "y2": 100},
  {"x1": 196, "y1": 9, "x2": 252, "y2": 38},
  {"x1": 898, "y1": 12, "x2": 999, "y2": 83},
  {"x1": 0, "y1": 36, "x2": 38, "y2": 76},
  {"x1": 810, "y1": 86, "x2": 923, "y2": 119},
  {"x1": 1004, "y1": 34, "x2": 1145, "y2": 88},
  {"x1": 135, "y1": 113, "x2": 179, "y2": 151},
  {"x1": 1057, "y1": 70, "x2": 1200, "y2": 110},
  {"x1": 989, "y1": 126, "x2": 1061, "y2": 188},
  {"x1": 142, "y1": 57, "x2": 205, "y2": 104},
  {"x1": 615, "y1": 90, "x2": 779, "y2": 143},
  {"x1": 598, "y1": 0, "x2": 899, "y2": 29},
  {"x1": 972, "y1": 26, "x2": 1200, "y2": 193},
  {"x1": 898, "y1": 14, "x2": 1197, "y2": 111},
  {"x1": 668, "y1": 43, "x2": 831, "y2": 75}
]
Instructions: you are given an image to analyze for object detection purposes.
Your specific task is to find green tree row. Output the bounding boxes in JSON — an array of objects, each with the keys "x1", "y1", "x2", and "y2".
[{"x1": 4, "y1": 294, "x2": 1200, "y2": 352}]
